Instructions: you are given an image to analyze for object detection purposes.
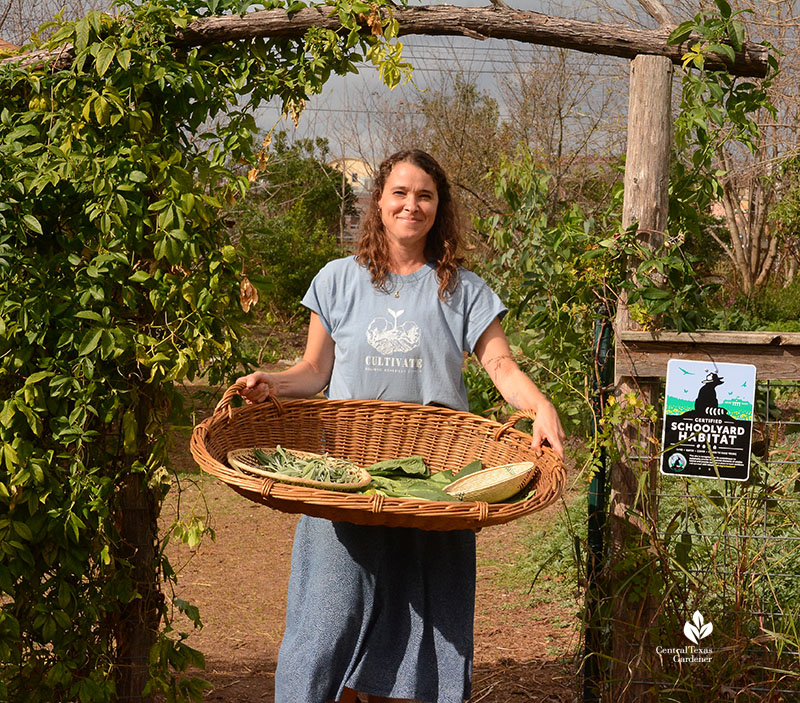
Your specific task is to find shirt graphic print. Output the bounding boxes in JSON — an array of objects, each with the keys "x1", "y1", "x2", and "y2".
[
  {"x1": 365, "y1": 307, "x2": 424, "y2": 375},
  {"x1": 301, "y1": 256, "x2": 507, "y2": 411}
]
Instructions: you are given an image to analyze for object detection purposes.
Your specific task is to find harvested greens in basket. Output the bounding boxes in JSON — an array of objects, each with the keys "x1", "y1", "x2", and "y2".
[
  {"x1": 248, "y1": 447, "x2": 536, "y2": 503},
  {"x1": 252, "y1": 446, "x2": 363, "y2": 484}
]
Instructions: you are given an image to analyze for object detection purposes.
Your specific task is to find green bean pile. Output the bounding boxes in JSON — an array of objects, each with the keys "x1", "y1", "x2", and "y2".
[{"x1": 252, "y1": 446, "x2": 362, "y2": 484}]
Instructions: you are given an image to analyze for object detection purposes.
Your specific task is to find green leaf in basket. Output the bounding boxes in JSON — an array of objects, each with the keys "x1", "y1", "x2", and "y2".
[
  {"x1": 365, "y1": 456, "x2": 429, "y2": 478},
  {"x1": 504, "y1": 485, "x2": 538, "y2": 503},
  {"x1": 452, "y1": 459, "x2": 483, "y2": 480},
  {"x1": 363, "y1": 475, "x2": 406, "y2": 496},
  {"x1": 428, "y1": 470, "x2": 455, "y2": 485},
  {"x1": 403, "y1": 480, "x2": 458, "y2": 502},
  {"x1": 363, "y1": 475, "x2": 457, "y2": 501},
  {"x1": 253, "y1": 447, "x2": 275, "y2": 465},
  {"x1": 250, "y1": 445, "x2": 361, "y2": 484}
]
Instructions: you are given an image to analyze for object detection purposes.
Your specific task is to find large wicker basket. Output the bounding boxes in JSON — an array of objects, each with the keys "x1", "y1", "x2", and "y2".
[{"x1": 190, "y1": 382, "x2": 566, "y2": 531}]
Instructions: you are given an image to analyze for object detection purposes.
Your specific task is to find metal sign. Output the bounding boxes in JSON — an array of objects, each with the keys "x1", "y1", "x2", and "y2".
[{"x1": 661, "y1": 359, "x2": 756, "y2": 481}]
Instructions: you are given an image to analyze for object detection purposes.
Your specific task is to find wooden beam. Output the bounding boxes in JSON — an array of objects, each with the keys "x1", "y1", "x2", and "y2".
[
  {"x1": 615, "y1": 53, "x2": 673, "y2": 336},
  {"x1": 3, "y1": 4, "x2": 769, "y2": 78},
  {"x1": 616, "y1": 330, "x2": 800, "y2": 380},
  {"x1": 622, "y1": 54, "x2": 673, "y2": 232},
  {"x1": 175, "y1": 5, "x2": 768, "y2": 78}
]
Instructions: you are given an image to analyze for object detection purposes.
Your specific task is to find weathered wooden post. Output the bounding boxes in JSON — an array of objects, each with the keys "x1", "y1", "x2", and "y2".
[{"x1": 610, "y1": 52, "x2": 673, "y2": 702}]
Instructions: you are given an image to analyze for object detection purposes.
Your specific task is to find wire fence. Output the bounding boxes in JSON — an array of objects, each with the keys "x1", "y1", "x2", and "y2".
[{"x1": 592, "y1": 377, "x2": 800, "y2": 701}]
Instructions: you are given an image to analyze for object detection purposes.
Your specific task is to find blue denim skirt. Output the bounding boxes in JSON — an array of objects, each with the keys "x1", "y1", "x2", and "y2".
[{"x1": 274, "y1": 516, "x2": 476, "y2": 703}]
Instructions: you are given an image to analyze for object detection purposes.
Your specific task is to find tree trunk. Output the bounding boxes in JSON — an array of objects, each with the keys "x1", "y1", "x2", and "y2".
[
  {"x1": 717, "y1": 145, "x2": 778, "y2": 293},
  {"x1": 116, "y1": 473, "x2": 161, "y2": 702},
  {"x1": 611, "y1": 53, "x2": 673, "y2": 703},
  {"x1": 4, "y1": 4, "x2": 769, "y2": 78}
]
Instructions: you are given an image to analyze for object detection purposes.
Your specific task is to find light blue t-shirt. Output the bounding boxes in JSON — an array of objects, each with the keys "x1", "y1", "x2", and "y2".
[{"x1": 301, "y1": 256, "x2": 507, "y2": 411}]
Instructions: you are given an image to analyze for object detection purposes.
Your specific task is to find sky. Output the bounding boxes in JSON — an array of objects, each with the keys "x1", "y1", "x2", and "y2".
[{"x1": 251, "y1": 0, "x2": 648, "y2": 162}]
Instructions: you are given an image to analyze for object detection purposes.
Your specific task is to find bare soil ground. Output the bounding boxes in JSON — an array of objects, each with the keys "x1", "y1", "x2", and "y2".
[{"x1": 162, "y1": 383, "x2": 582, "y2": 703}]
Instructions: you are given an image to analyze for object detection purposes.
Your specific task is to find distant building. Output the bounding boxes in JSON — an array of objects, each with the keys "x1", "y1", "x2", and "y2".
[{"x1": 328, "y1": 158, "x2": 374, "y2": 246}]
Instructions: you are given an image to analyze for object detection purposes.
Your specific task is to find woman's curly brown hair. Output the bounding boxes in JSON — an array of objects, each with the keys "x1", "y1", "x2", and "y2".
[{"x1": 355, "y1": 149, "x2": 465, "y2": 300}]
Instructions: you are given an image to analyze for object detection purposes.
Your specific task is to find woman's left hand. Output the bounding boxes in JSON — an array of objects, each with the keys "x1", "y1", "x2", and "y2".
[
  {"x1": 530, "y1": 400, "x2": 566, "y2": 460},
  {"x1": 475, "y1": 318, "x2": 566, "y2": 460}
]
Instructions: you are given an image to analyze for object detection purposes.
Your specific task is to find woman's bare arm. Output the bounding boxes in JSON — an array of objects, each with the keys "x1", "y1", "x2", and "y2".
[
  {"x1": 474, "y1": 317, "x2": 565, "y2": 458},
  {"x1": 238, "y1": 312, "x2": 335, "y2": 402}
]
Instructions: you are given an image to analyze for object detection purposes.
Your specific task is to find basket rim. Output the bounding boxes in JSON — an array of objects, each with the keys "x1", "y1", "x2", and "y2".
[{"x1": 191, "y1": 393, "x2": 567, "y2": 530}]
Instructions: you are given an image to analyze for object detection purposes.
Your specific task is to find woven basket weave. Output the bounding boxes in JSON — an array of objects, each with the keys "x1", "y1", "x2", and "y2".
[
  {"x1": 443, "y1": 462, "x2": 536, "y2": 503},
  {"x1": 190, "y1": 381, "x2": 566, "y2": 531}
]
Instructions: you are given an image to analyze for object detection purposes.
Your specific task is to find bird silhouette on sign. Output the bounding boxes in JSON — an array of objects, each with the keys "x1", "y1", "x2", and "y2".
[{"x1": 678, "y1": 367, "x2": 695, "y2": 375}]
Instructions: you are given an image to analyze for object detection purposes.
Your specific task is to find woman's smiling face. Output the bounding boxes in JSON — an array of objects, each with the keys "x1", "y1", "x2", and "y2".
[{"x1": 378, "y1": 161, "x2": 439, "y2": 251}]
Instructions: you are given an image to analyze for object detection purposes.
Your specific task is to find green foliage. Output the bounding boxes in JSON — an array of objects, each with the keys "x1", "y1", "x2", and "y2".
[
  {"x1": 472, "y1": 152, "x2": 714, "y2": 433},
  {"x1": 667, "y1": 0, "x2": 779, "y2": 250},
  {"x1": 251, "y1": 207, "x2": 343, "y2": 318},
  {"x1": 0, "y1": 0, "x2": 411, "y2": 699},
  {"x1": 509, "y1": 489, "x2": 587, "y2": 608},
  {"x1": 769, "y1": 155, "x2": 800, "y2": 252},
  {"x1": 234, "y1": 131, "x2": 349, "y2": 319},
  {"x1": 464, "y1": 358, "x2": 504, "y2": 418},
  {"x1": 703, "y1": 274, "x2": 800, "y2": 332},
  {"x1": 254, "y1": 131, "x2": 354, "y2": 233},
  {"x1": 472, "y1": 155, "x2": 606, "y2": 431},
  {"x1": 752, "y1": 280, "x2": 800, "y2": 326}
]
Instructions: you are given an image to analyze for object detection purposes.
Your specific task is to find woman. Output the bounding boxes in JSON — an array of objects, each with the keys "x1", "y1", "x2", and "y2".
[{"x1": 239, "y1": 149, "x2": 565, "y2": 703}]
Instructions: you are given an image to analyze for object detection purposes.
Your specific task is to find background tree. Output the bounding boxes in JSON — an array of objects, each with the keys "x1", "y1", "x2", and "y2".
[
  {"x1": 372, "y1": 43, "x2": 627, "y2": 229},
  {"x1": 497, "y1": 45, "x2": 627, "y2": 218},
  {"x1": 235, "y1": 131, "x2": 354, "y2": 320}
]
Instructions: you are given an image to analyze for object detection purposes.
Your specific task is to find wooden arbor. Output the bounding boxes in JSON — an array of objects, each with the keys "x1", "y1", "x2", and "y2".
[
  {"x1": 184, "y1": 7, "x2": 768, "y2": 700},
  {"x1": 3, "y1": 3, "x2": 772, "y2": 701}
]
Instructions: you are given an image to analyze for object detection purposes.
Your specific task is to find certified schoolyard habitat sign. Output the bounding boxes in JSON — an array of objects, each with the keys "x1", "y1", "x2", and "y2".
[{"x1": 661, "y1": 360, "x2": 756, "y2": 481}]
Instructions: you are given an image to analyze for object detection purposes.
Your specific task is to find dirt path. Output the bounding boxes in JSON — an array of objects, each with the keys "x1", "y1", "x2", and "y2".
[{"x1": 161, "y1": 470, "x2": 581, "y2": 703}]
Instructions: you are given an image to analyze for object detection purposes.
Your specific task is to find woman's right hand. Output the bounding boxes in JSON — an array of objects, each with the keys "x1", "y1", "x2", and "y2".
[{"x1": 237, "y1": 371, "x2": 274, "y2": 404}]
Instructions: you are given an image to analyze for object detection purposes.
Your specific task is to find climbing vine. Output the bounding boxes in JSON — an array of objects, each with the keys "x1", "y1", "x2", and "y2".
[{"x1": 0, "y1": 0, "x2": 408, "y2": 700}]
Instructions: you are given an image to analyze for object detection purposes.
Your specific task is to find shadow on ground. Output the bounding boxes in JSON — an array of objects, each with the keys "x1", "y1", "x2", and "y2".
[{"x1": 190, "y1": 655, "x2": 578, "y2": 703}]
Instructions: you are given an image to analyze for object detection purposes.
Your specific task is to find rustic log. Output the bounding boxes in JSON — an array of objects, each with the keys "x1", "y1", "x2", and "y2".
[
  {"x1": 115, "y1": 473, "x2": 161, "y2": 702},
  {"x1": 615, "y1": 52, "x2": 674, "y2": 337},
  {"x1": 2, "y1": 43, "x2": 75, "y2": 70},
  {"x1": 174, "y1": 5, "x2": 767, "y2": 77},
  {"x1": 610, "y1": 53, "x2": 674, "y2": 703},
  {"x1": 2, "y1": 4, "x2": 769, "y2": 78}
]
